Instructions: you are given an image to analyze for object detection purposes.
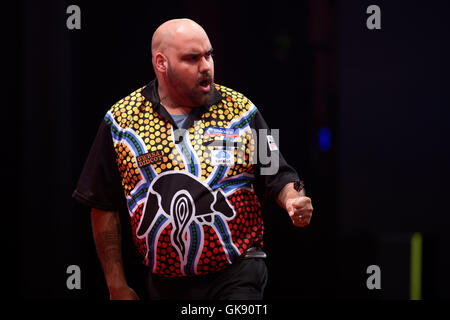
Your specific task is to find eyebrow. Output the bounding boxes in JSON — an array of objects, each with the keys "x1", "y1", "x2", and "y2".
[{"x1": 182, "y1": 48, "x2": 214, "y2": 59}]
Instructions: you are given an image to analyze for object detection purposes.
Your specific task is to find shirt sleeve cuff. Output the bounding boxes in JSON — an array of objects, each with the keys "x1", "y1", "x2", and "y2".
[
  {"x1": 72, "y1": 189, "x2": 120, "y2": 211},
  {"x1": 265, "y1": 172, "x2": 300, "y2": 203}
]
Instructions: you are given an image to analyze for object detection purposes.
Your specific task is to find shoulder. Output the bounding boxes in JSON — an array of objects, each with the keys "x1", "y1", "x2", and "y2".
[
  {"x1": 211, "y1": 84, "x2": 259, "y2": 127},
  {"x1": 106, "y1": 85, "x2": 149, "y2": 128},
  {"x1": 214, "y1": 83, "x2": 255, "y2": 111}
]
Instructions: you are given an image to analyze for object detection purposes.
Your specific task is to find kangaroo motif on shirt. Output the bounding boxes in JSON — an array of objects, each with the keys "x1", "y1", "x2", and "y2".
[{"x1": 136, "y1": 171, "x2": 236, "y2": 265}]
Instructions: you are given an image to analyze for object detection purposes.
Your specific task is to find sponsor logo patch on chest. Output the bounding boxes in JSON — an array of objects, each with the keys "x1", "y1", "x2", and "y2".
[
  {"x1": 136, "y1": 150, "x2": 163, "y2": 167},
  {"x1": 211, "y1": 149, "x2": 235, "y2": 166},
  {"x1": 204, "y1": 127, "x2": 239, "y2": 139}
]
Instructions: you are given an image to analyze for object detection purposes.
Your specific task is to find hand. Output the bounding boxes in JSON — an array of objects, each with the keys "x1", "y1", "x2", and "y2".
[
  {"x1": 285, "y1": 196, "x2": 313, "y2": 227},
  {"x1": 109, "y1": 285, "x2": 140, "y2": 300}
]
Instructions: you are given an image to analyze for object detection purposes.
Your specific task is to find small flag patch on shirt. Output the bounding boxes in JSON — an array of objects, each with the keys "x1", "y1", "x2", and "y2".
[{"x1": 267, "y1": 135, "x2": 278, "y2": 151}]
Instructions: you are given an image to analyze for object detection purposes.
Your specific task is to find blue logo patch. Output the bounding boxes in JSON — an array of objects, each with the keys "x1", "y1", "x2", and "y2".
[
  {"x1": 204, "y1": 127, "x2": 239, "y2": 138},
  {"x1": 216, "y1": 150, "x2": 231, "y2": 159}
]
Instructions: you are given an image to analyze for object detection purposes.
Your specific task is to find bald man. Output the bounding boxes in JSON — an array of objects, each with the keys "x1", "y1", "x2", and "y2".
[
  {"x1": 151, "y1": 19, "x2": 214, "y2": 112},
  {"x1": 73, "y1": 18, "x2": 313, "y2": 300}
]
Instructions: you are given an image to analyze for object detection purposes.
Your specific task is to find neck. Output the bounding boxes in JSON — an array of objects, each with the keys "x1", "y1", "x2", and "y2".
[{"x1": 157, "y1": 81, "x2": 193, "y2": 115}]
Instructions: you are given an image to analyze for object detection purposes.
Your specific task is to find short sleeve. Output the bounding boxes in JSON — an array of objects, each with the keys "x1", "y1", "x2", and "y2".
[
  {"x1": 251, "y1": 109, "x2": 301, "y2": 203},
  {"x1": 72, "y1": 118, "x2": 124, "y2": 211}
]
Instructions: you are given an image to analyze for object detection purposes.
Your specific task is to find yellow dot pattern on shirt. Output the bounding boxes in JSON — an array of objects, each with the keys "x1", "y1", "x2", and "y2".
[
  {"x1": 226, "y1": 128, "x2": 256, "y2": 177},
  {"x1": 109, "y1": 84, "x2": 256, "y2": 189},
  {"x1": 109, "y1": 87, "x2": 185, "y2": 180},
  {"x1": 198, "y1": 84, "x2": 256, "y2": 179},
  {"x1": 114, "y1": 142, "x2": 142, "y2": 196}
]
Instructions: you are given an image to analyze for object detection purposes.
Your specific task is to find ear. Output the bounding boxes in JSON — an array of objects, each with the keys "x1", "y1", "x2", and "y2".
[{"x1": 154, "y1": 52, "x2": 168, "y2": 73}]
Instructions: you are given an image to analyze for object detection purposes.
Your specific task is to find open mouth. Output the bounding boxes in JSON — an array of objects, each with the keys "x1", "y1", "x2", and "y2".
[{"x1": 199, "y1": 78, "x2": 211, "y2": 92}]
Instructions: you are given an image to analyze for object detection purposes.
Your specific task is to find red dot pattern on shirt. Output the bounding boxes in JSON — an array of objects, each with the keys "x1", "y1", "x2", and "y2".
[
  {"x1": 194, "y1": 189, "x2": 264, "y2": 275},
  {"x1": 138, "y1": 188, "x2": 264, "y2": 277},
  {"x1": 195, "y1": 225, "x2": 228, "y2": 275},
  {"x1": 130, "y1": 204, "x2": 148, "y2": 258},
  {"x1": 153, "y1": 224, "x2": 183, "y2": 277},
  {"x1": 227, "y1": 189, "x2": 264, "y2": 254}
]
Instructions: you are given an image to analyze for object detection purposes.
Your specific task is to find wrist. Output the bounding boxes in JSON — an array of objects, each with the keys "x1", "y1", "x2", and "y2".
[
  {"x1": 277, "y1": 181, "x2": 306, "y2": 210},
  {"x1": 106, "y1": 273, "x2": 128, "y2": 292},
  {"x1": 277, "y1": 182, "x2": 294, "y2": 209},
  {"x1": 108, "y1": 281, "x2": 129, "y2": 293}
]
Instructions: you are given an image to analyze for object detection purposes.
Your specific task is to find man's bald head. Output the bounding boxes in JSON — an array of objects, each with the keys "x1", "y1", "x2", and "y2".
[{"x1": 151, "y1": 18, "x2": 210, "y2": 60}]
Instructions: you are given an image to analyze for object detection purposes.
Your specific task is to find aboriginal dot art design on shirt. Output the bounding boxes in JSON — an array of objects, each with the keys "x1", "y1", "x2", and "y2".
[{"x1": 106, "y1": 84, "x2": 263, "y2": 277}]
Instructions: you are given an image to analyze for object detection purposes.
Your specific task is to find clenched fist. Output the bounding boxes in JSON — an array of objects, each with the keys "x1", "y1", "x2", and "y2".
[{"x1": 285, "y1": 196, "x2": 313, "y2": 227}]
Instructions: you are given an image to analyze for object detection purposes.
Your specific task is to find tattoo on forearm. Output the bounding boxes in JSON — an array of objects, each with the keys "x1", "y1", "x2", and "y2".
[
  {"x1": 103, "y1": 247, "x2": 122, "y2": 275},
  {"x1": 100, "y1": 214, "x2": 121, "y2": 246},
  {"x1": 96, "y1": 213, "x2": 122, "y2": 275}
]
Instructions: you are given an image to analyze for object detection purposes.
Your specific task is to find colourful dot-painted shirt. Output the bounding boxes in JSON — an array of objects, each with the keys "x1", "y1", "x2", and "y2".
[{"x1": 73, "y1": 80, "x2": 300, "y2": 277}]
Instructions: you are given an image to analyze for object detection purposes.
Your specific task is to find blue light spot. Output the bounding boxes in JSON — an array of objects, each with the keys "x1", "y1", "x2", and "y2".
[{"x1": 319, "y1": 127, "x2": 331, "y2": 152}]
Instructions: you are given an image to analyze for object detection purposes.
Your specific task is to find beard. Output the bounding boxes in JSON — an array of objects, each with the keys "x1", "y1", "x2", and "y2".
[{"x1": 167, "y1": 63, "x2": 214, "y2": 107}]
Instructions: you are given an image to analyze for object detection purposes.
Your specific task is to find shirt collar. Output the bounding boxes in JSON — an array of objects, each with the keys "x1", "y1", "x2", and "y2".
[
  {"x1": 141, "y1": 78, "x2": 222, "y2": 112},
  {"x1": 141, "y1": 79, "x2": 222, "y2": 129}
]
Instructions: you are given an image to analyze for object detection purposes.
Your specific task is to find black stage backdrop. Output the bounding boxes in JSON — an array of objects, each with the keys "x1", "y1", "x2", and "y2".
[{"x1": 16, "y1": 0, "x2": 449, "y2": 300}]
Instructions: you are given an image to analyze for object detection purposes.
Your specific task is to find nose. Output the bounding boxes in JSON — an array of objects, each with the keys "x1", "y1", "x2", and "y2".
[{"x1": 199, "y1": 55, "x2": 212, "y2": 74}]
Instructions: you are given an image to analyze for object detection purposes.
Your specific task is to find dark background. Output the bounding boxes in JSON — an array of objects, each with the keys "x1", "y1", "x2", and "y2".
[{"x1": 15, "y1": 0, "x2": 450, "y2": 300}]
